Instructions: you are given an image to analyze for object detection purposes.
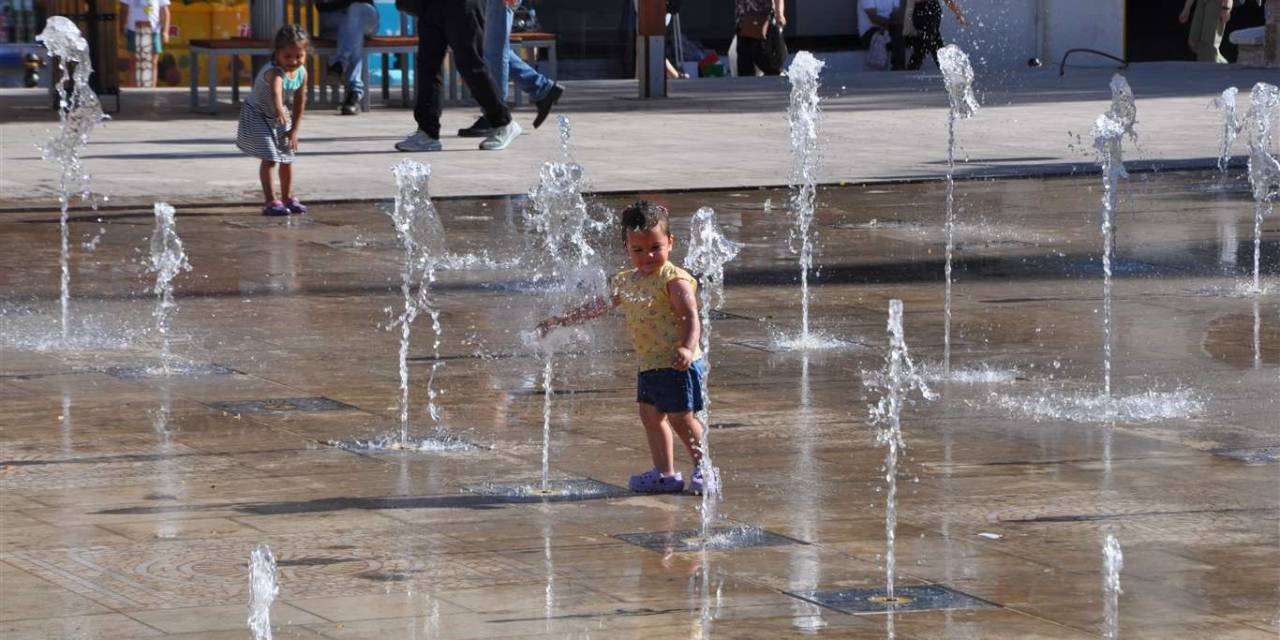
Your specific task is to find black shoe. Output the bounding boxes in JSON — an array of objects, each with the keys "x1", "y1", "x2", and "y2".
[
  {"x1": 532, "y1": 83, "x2": 563, "y2": 129},
  {"x1": 340, "y1": 92, "x2": 360, "y2": 115},
  {"x1": 457, "y1": 116, "x2": 494, "y2": 138}
]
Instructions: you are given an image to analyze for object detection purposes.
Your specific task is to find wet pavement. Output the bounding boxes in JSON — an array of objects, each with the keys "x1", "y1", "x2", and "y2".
[{"x1": 1, "y1": 169, "x2": 1278, "y2": 638}]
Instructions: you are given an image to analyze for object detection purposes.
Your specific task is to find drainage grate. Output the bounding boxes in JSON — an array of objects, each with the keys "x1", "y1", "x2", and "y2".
[
  {"x1": 788, "y1": 585, "x2": 997, "y2": 614},
  {"x1": 1208, "y1": 446, "x2": 1278, "y2": 465},
  {"x1": 102, "y1": 363, "x2": 240, "y2": 380},
  {"x1": 463, "y1": 478, "x2": 630, "y2": 502},
  {"x1": 205, "y1": 397, "x2": 357, "y2": 415},
  {"x1": 616, "y1": 526, "x2": 801, "y2": 553}
]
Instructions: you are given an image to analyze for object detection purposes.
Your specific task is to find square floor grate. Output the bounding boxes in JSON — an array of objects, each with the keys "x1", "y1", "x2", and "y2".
[
  {"x1": 102, "y1": 363, "x2": 240, "y2": 380},
  {"x1": 616, "y1": 526, "x2": 801, "y2": 553},
  {"x1": 787, "y1": 585, "x2": 997, "y2": 614},
  {"x1": 205, "y1": 397, "x2": 357, "y2": 415}
]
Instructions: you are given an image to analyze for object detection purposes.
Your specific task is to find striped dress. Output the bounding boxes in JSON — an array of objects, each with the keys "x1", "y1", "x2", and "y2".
[{"x1": 236, "y1": 62, "x2": 306, "y2": 164}]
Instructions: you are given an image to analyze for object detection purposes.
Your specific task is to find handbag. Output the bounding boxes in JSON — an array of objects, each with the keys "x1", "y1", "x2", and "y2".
[
  {"x1": 738, "y1": 11, "x2": 771, "y2": 40},
  {"x1": 759, "y1": 21, "x2": 788, "y2": 74}
]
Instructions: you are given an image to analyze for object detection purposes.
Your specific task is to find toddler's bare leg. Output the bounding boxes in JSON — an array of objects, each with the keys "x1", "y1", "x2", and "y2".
[
  {"x1": 638, "y1": 402, "x2": 675, "y2": 475},
  {"x1": 667, "y1": 411, "x2": 705, "y2": 467},
  {"x1": 259, "y1": 161, "x2": 276, "y2": 202},
  {"x1": 279, "y1": 163, "x2": 293, "y2": 200}
]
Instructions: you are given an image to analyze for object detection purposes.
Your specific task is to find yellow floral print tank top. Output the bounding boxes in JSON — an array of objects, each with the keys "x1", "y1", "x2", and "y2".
[{"x1": 612, "y1": 261, "x2": 702, "y2": 372}]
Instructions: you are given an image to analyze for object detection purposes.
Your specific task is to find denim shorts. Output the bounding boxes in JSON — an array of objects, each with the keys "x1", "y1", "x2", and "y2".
[
  {"x1": 126, "y1": 30, "x2": 163, "y2": 54},
  {"x1": 636, "y1": 358, "x2": 707, "y2": 414}
]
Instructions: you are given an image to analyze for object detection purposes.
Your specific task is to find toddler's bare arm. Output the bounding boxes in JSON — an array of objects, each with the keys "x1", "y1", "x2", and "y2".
[{"x1": 537, "y1": 295, "x2": 618, "y2": 335}]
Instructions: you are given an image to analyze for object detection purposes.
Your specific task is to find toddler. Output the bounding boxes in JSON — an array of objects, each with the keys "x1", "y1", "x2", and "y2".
[
  {"x1": 236, "y1": 24, "x2": 309, "y2": 216},
  {"x1": 538, "y1": 201, "x2": 708, "y2": 494}
]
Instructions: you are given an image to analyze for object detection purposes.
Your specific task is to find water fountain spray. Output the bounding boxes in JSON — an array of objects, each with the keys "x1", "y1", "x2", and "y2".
[
  {"x1": 866, "y1": 300, "x2": 936, "y2": 604},
  {"x1": 557, "y1": 114, "x2": 573, "y2": 162},
  {"x1": 1102, "y1": 533, "x2": 1123, "y2": 640},
  {"x1": 786, "y1": 52, "x2": 825, "y2": 346},
  {"x1": 1090, "y1": 74, "x2": 1137, "y2": 399},
  {"x1": 1212, "y1": 87, "x2": 1242, "y2": 175},
  {"x1": 247, "y1": 544, "x2": 279, "y2": 640},
  {"x1": 937, "y1": 44, "x2": 979, "y2": 374},
  {"x1": 683, "y1": 207, "x2": 740, "y2": 539},
  {"x1": 37, "y1": 17, "x2": 107, "y2": 343},
  {"x1": 1245, "y1": 83, "x2": 1280, "y2": 295},
  {"x1": 147, "y1": 203, "x2": 190, "y2": 375},
  {"x1": 388, "y1": 160, "x2": 447, "y2": 447}
]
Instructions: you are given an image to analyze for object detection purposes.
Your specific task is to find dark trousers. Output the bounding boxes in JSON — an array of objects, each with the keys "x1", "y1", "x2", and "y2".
[
  {"x1": 736, "y1": 25, "x2": 786, "y2": 76},
  {"x1": 907, "y1": 0, "x2": 943, "y2": 70},
  {"x1": 861, "y1": 23, "x2": 906, "y2": 70},
  {"x1": 413, "y1": 0, "x2": 511, "y2": 138}
]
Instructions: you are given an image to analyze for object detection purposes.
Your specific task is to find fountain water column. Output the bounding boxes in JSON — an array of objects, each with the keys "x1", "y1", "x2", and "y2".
[
  {"x1": 1102, "y1": 533, "x2": 1124, "y2": 640},
  {"x1": 1213, "y1": 87, "x2": 1242, "y2": 175},
  {"x1": 868, "y1": 300, "x2": 936, "y2": 604},
  {"x1": 937, "y1": 45, "x2": 979, "y2": 373},
  {"x1": 540, "y1": 354, "x2": 554, "y2": 491},
  {"x1": 683, "y1": 207, "x2": 740, "y2": 539},
  {"x1": 147, "y1": 203, "x2": 191, "y2": 375},
  {"x1": 247, "y1": 544, "x2": 279, "y2": 640},
  {"x1": 1245, "y1": 83, "x2": 1280, "y2": 294},
  {"x1": 1090, "y1": 74, "x2": 1137, "y2": 399},
  {"x1": 36, "y1": 17, "x2": 107, "y2": 342},
  {"x1": 387, "y1": 160, "x2": 448, "y2": 446},
  {"x1": 786, "y1": 52, "x2": 825, "y2": 344}
]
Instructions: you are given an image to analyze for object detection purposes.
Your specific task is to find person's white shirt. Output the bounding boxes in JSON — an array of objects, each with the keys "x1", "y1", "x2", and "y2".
[
  {"x1": 858, "y1": 0, "x2": 900, "y2": 38},
  {"x1": 123, "y1": 0, "x2": 169, "y2": 31}
]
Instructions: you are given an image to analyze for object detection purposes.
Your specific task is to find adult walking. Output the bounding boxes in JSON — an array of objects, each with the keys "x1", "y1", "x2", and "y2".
[
  {"x1": 734, "y1": 0, "x2": 787, "y2": 76},
  {"x1": 859, "y1": 0, "x2": 905, "y2": 70},
  {"x1": 396, "y1": 0, "x2": 521, "y2": 151},
  {"x1": 903, "y1": 0, "x2": 965, "y2": 70},
  {"x1": 316, "y1": 0, "x2": 379, "y2": 115},
  {"x1": 458, "y1": 0, "x2": 564, "y2": 138},
  {"x1": 1180, "y1": 0, "x2": 1234, "y2": 63}
]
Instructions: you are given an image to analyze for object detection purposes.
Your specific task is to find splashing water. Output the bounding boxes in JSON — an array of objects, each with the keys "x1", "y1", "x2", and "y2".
[
  {"x1": 539, "y1": 353, "x2": 553, "y2": 491},
  {"x1": 37, "y1": 17, "x2": 108, "y2": 344},
  {"x1": 1102, "y1": 534, "x2": 1123, "y2": 640},
  {"x1": 1213, "y1": 87, "x2": 1242, "y2": 174},
  {"x1": 525, "y1": 161, "x2": 608, "y2": 286},
  {"x1": 937, "y1": 45, "x2": 979, "y2": 373},
  {"x1": 388, "y1": 160, "x2": 447, "y2": 447},
  {"x1": 865, "y1": 300, "x2": 936, "y2": 601},
  {"x1": 147, "y1": 203, "x2": 190, "y2": 375},
  {"x1": 247, "y1": 544, "x2": 278, "y2": 640},
  {"x1": 786, "y1": 52, "x2": 825, "y2": 346},
  {"x1": 1245, "y1": 83, "x2": 1280, "y2": 295},
  {"x1": 1091, "y1": 74, "x2": 1137, "y2": 399},
  {"x1": 990, "y1": 388, "x2": 1203, "y2": 423},
  {"x1": 557, "y1": 114, "x2": 572, "y2": 161},
  {"x1": 683, "y1": 207, "x2": 740, "y2": 540}
]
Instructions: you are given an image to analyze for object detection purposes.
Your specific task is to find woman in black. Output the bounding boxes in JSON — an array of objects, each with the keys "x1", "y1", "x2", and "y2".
[
  {"x1": 906, "y1": 0, "x2": 966, "y2": 70},
  {"x1": 734, "y1": 0, "x2": 787, "y2": 76}
]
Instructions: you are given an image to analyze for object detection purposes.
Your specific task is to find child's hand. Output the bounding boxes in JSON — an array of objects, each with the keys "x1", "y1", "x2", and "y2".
[
  {"x1": 288, "y1": 130, "x2": 299, "y2": 152},
  {"x1": 671, "y1": 347, "x2": 694, "y2": 371},
  {"x1": 275, "y1": 111, "x2": 288, "y2": 127},
  {"x1": 535, "y1": 318, "x2": 558, "y2": 337}
]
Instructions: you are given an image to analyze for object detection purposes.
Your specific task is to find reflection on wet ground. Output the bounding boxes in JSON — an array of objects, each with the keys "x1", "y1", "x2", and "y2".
[{"x1": 0, "y1": 169, "x2": 1277, "y2": 638}]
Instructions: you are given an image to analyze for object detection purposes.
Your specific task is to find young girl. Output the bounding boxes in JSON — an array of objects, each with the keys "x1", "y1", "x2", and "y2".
[
  {"x1": 236, "y1": 24, "x2": 309, "y2": 216},
  {"x1": 537, "y1": 201, "x2": 708, "y2": 494}
]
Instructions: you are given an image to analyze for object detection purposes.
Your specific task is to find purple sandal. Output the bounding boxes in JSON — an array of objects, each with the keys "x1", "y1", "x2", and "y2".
[
  {"x1": 628, "y1": 468, "x2": 684, "y2": 493},
  {"x1": 262, "y1": 200, "x2": 289, "y2": 216},
  {"x1": 284, "y1": 197, "x2": 307, "y2": 215}
]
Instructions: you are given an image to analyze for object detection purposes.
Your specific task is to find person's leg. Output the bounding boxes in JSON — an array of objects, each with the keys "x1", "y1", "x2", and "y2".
[
  {"x1": 638, "y1": 402, "x2": 676, "y2": 475},
  {"x1": 279, "y1": 162, "x2": 292, "y2": 201},
  {"x1": 666, "y1": 411, "x2": 705, "y2": 468},
  {"x1": 445, "y1": 0, "x2": 512, "y2": 128},
  {"x1": 737, "y1": 34, "x2": 757, "y2": 76},
  {"x1": 484, "y1": 0, "x2": 512, "y2": 102},
  {"x1": 259, "y1": 161, "x2": 276, "y2": 202},
  {"x1": 889, "y1": 23, "x2": 907, "y2": 69},
  {"x1": 337, "y1": 3, "x2": 379, "y2": 99},
  {"x1": 412, "y1": 12, "x2": 449, "y2": 137},
  {"x1": 508, "y1": 48, "x2": 554, "y2": 100}
]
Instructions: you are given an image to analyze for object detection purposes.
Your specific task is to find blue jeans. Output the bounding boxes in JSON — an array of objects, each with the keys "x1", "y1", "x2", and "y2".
[
  {"x1": 484, "y1": 0, "x2": 553, "y2": 102},
  {"x1": 319, "y1": 2, "x2": 379, "y2": 98}
]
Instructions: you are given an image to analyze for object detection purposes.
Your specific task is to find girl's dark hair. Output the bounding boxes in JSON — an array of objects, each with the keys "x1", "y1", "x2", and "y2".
[
  {"x1": 273, "y1": 24, "x2": 310, "y2": 52},
  {"x1": 619, "y1": 200, "x2": 671, "y2": 240}
]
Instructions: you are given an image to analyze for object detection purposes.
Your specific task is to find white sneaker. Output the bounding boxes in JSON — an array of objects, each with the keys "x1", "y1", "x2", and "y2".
[
  {"x1": 395, "y1": 130, "x2": 442, "y2": 152},
  {"x1": 479, "y1": 121, "x2": 522, "y2": 151}
]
